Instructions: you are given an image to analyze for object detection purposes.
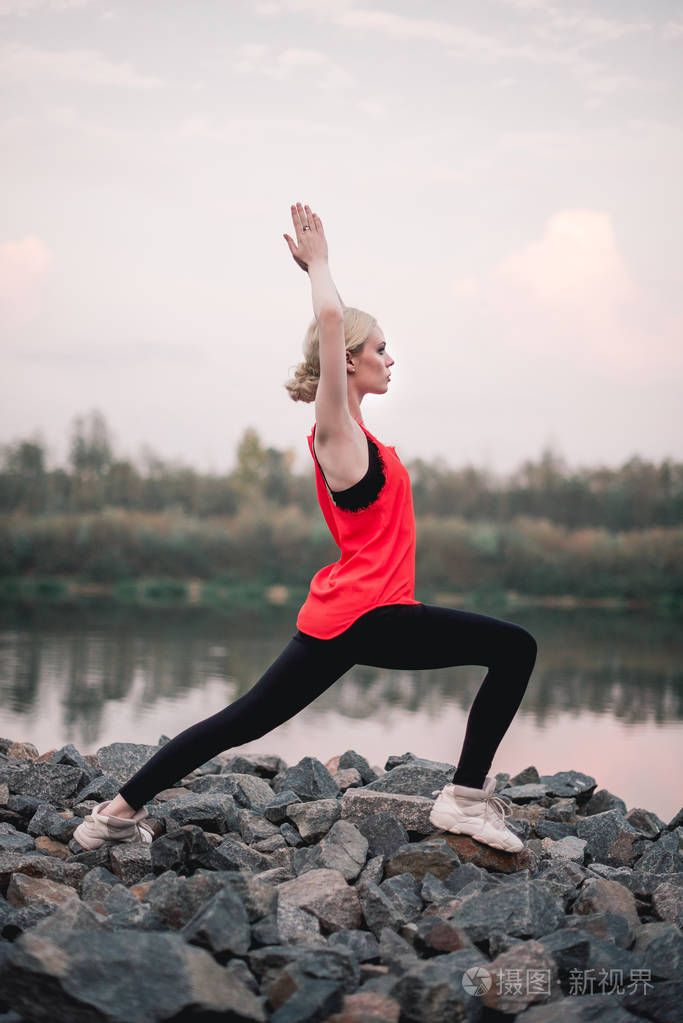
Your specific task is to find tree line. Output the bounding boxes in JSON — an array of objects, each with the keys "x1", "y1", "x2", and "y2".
[{"x1": 1, "y1": 409, "x2": 682, "y2": 531}]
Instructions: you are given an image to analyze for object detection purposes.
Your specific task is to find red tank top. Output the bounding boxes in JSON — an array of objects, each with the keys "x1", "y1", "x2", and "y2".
[{"x1": 296, "y1": 419, "x2": 420, "y2": 639}]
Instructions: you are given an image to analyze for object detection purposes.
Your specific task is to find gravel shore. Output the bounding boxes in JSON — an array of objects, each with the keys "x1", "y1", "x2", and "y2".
[{"x1": 0, "y1": 737, "x2": 681, "y2": 1022}]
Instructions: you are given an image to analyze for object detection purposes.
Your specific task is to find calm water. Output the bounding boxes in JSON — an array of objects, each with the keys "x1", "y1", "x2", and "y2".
[{"x1": 0, "y1": 601, "x2": 681, "y2": 822}]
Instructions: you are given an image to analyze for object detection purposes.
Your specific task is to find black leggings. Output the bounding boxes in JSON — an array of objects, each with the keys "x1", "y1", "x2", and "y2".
[{"x1": 119, "y1": 603, "x2": 537, "y2": 810}]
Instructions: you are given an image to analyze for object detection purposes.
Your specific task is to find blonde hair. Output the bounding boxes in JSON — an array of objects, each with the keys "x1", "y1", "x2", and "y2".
[{"x1": 285, "y1": 306, "x2": 377, "y2": 403}]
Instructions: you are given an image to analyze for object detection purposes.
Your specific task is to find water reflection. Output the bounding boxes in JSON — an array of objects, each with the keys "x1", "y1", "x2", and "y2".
[{"x1": 0, "y1": 601, "x2": 681, "y2": 819}]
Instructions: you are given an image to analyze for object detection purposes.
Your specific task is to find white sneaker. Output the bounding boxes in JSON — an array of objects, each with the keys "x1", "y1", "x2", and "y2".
[
  {"x1": 72, "y1": 801, "x2": 154, "y2": 851},
  {"x1": 429, "y1": 776, "x2": 524, "y2": 853}
]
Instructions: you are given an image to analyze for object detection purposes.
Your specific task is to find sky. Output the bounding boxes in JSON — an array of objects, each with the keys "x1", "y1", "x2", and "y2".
[{"x1": 1, "y1": 0, "x2": 682, "y2": 478}]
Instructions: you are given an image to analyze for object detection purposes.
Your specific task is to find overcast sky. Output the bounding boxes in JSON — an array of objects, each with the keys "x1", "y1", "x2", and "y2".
[{"x1": 2, "y1": 0, "x2": 682, "y2": 478}]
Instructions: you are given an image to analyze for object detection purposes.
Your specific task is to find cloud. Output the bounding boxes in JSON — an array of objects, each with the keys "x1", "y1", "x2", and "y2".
[
  {"x1": 457, "y1": 210, "x2": 682, "y2": 372},
  {"x1": 0, "y1": 0, "x2": 93, "y2": 14},
  {"x1": 496, "y1": 209, "x2": 633, "y2": 311},
  {"x1": 0, "y1": 43, "x2": 163, "y2": 87},
  {"x1": 0, "y1": 235, "x2": 53, "y2": 327},
  {"x1": 232, "y1": 42, "x2": 352, "y2": 90}
]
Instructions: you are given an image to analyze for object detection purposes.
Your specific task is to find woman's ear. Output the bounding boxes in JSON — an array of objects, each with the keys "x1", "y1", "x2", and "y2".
[{"x1": 345, "y1": 350, "x2": 356, "y2": 373}]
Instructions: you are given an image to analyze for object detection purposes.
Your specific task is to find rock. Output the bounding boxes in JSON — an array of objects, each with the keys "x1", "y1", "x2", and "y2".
[
  {"x1": 499, "y1": 783, "x2": 551, "y2": 802},
  {"x1": 482, "y1": 938, "x2": 561, "y2": 1014},
  {"x1": 6, "y1": 763, "x2": 86, "y2": 807},
  {"x1": 652, "y1": 879, "x2": 683, "y2": 927},
  {"x1": 384, "y1": 838, "x2": 460, "y2": 882},
  {"x1": 356, "y1": 812, "x2": 410, "y2": 859},
  {"x1": 0, "y1": 823, "x2": 35, "y2": 855},
  {"x1": 576, "y1": 809, "x2": 642, "y2": 867},
  {"x1": 634, "y1": 828, "x2": 682, "y2": 874},
  {"x1": 360, "y1": 875, "x2": 423, "y2": 940},
  {"x1": 149, "y1": 791, "x2": 239, "y2": 834},
  {"x1": 2, "y1": 743, "x2": 678, "y2": 1019},
  {"x1": 326, "y1": 989, "x2": 400, "y2": 1023},
  {"x1": 221, "y1": 752, "x2": 287, "y2": 778},
  {"x1": 428, "y1": 830, "x2": 533, "y2": 874},
  {"x1": 149, "y1": 823, "x2": 214, "y2": 875},
  {"x1": 273, "y1": 757, "x2": 340, "y2": 802},
  {"x1": 140, "y1": 870, "x2": 226, "y2": 930},
  {"x1": 208, "y1": 834, "x2": 274, "y2": 873},
  {"x1": 5, "y1": 742, "x2": 40, "y2": 761},
  {"x1": 341, "y1": 790, "x2": 433, "y2": 835},
  {"x1": 95, "y1": 742, "x2": 163, "y2": 786},
  {"x1": 109, "y1": 842, "x2": 153, "y2": 884},
  {"x1": 0, "y1": 850, "x2": 87, "y2": 894},
  {"x1": 265, "y1": 790, "x2": 302, "y2": 824},
  {"x1": 0, "y1": 929, "x2": 266, "y2": 1022},
  {"x1": 287, "y1": 799, "x2": 341, "y2": 842},
  {"x1": 329, "y1": 768, "x2": 363, "y2": 792},
  {"x1": 583, "y1": 788, "x2": 628, "y2": 816},
  {"x1": 571, "y1": 877, "x2": 641, "y2": 930},
  {"x1": 34, "y1": 835, "x2": 71, "y2": 860},
  {"x1": 338, "y1": 749, "x2": 379, "y2": 785},
  {"x1": 540, "y1": 836, "x2": 587, "y2": 862},
  {"x1": 364, "y1": 758, "x2": 454, "y2": 798},
  {"x1": 277, "y1": 868, "x2": 362, "y2": 934},
  {"x1": 328, "y1": 928, "x2": 380, "y2": 963},
  {"x1": 448, "y1": 880, "x2": 565, "y2": 946},
  {"x1": 6, "y1": 873, "x2": 79, "y2": 909},
  {"x1": 626, "y1": 807, "x2": 666, "y2": 838},
  {"x1": 539, "y1": 771, "x2": 597, "y2": 801},
  {"x1": 631, "y1": 921, "x2": 683, "y2": 981},
  {"x1": 189, "y1": 771, "x2": 276, "y2": 812},
  {"x1": 27, "y1": 802, "x2": 78, "y2": 842},
  {"x1": 317, "y1": 820, "x2": 368, "y2": 882},
  {"x1": 181, "y1": 884, "x2": 251, "y2": 959},
  {"x1": 75, "y1": 774, "x2": 120, "y2": 803}
]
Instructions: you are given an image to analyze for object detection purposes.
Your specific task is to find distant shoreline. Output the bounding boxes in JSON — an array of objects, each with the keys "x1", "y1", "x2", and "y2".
[{"x1": 0, "y1": 575, "x2": 679, "y2": 614}]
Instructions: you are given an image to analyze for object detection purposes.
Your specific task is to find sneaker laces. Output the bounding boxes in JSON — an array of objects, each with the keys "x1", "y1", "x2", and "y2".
[{"x1": 431, "y1": 786, "x2": 514, "y2": 831}]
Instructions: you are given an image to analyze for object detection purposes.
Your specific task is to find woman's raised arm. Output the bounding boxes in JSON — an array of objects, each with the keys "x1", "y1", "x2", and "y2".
[{"x1": 283, "y1": 203, "x2": 354, "y2": 441}]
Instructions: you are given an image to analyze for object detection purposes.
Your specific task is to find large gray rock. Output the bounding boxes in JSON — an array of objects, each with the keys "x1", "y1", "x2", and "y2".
[
  {"x1": 363, "y1": 758, "x2": 454, "y2": 798},
  {"x1": 277, "y1": 868, "x2": 362, "y2": 934},
  {"x1": 360, "y1": 874, "x2": 423, "y2": 939},
  {"x1": 576, "y1": 809, "x2": 643, "y2": 867},
  {"x1": 341, "y1": 789, "x2": 433, "y2": 835},
  {"x1": 272, "y1": 757, "x2": 340, "y2": 802},
  {"x1": 181, "y1": 885, "x2": 251, "y2": 959},
  {"x1": 317, "y1": 820, "x2": 368, "y2": 881},
  {"x1": 287, "y1": 799, "x2": 341, "y2": 842},
  {"x1": 539, "y1": 771, "x2": 597, "y2": 800},
  {"x1": 0, "y1": 823, "x2": 35, "y2": 855},
  {"x1": 7, "y1": 764, "x2": 86, "y2": 807},
  {"x1": 0, "y1": 929, "x2": 266, "y2": 1022},
  {"x1": 448, "y1": 880, "x2": 565, "y2": 945},
  {"x1": 355, "y1": 811, "x2": 410, "y2": 859},
  {"x1": 141, "y1": 870, "x2": 227, "y2": 930},
  {"x1": 148, "y1": 792, "x2": 239, "y2": 834},
  {"x1": 384, "y1": 838, "x2": 461, "y2": 882},
  {"x1": 189, "y1": 772, "x2": 276, "y2": 812},
  {"x1": 634, "y1": 828, "x2": 682, "y2": 874},
  {"x1": 27, "y1": 803, "x2": 78, "y2": 842},
  {"x1": 95, "y1": 742, "x2": 162, "y2": 787}
]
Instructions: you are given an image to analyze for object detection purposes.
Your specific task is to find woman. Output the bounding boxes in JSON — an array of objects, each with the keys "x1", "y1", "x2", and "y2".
[{"x1": 74, "y1": 203, "x2": 537, "y2": 855}]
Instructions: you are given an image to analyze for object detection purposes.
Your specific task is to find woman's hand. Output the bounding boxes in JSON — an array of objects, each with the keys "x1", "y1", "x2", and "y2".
[{"x1": 283, "y1": 202, "x2": 328, "y2": 273}]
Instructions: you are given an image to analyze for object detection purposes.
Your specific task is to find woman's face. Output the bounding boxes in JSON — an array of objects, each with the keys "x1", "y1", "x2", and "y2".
[{"x1": 349, "y1": 325, "x2": 394, "y2": 395}]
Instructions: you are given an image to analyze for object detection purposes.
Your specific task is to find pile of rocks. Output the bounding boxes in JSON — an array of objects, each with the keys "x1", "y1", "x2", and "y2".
[{"x1": 0, "y1": 737, "x2": 680, "y2": 1022}]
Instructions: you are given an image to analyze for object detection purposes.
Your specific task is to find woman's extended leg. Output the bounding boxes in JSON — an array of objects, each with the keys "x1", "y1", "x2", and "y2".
[
  {"x1": 352, "y1": 603, "x2": 538, "y2": 790},
  {"x1": 115, "y1": 632, "x2": 357, "y2": 811}
]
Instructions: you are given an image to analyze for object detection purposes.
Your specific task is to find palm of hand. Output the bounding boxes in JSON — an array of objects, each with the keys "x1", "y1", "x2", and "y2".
[{"x1": 284, "y1": 202, "x2": 327, "y2": 272}]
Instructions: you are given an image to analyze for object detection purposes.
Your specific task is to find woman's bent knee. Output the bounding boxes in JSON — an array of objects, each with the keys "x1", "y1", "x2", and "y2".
[{"x1": 498, "y1": 622, "x2": 537, "y2": 669}]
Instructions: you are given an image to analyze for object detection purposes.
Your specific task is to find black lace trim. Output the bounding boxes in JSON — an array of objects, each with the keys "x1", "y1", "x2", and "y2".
[{"x1": 316, "y1": 434, "x2": 387, "y2": 512}]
